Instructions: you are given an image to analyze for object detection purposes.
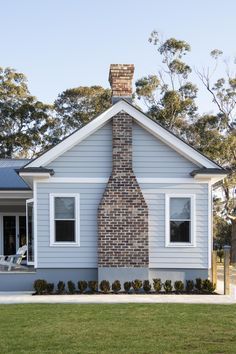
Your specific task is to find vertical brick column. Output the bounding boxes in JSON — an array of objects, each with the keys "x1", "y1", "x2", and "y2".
[{"x1": 98, "y1": 111, "x2": 149, "y2": 270}]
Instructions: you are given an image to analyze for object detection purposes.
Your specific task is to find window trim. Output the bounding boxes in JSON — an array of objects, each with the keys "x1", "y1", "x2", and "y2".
[
  {"x1": 165, "y1": 194, "x2": 196, "y2": 248},
  {"x1": 49, "y1": 193, "x2": 80, "y2": 247}
]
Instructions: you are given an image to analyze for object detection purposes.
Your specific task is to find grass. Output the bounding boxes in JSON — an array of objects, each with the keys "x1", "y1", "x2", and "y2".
[{"x1": 0, "y1": 304, "x2": 235, "y2": 353}]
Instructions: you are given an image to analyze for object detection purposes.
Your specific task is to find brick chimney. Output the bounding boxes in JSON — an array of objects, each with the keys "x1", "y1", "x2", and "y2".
[
  {"x1": 97, "y1": 64, "x2": 149, "y2": 284},
  {"x1": 109, "y1": 64, "x2": 134, "y2": 104}
]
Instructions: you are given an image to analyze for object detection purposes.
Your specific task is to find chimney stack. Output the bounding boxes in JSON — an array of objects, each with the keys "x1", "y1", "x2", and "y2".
[{"x1": 109, "y1": 64, "x2": 134, "y2": 104}]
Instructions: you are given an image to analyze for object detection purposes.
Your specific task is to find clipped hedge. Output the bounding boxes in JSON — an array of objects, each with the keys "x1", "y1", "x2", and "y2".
[{"x1": 33, "y1": 277, "x2": 216, "y2": 295}]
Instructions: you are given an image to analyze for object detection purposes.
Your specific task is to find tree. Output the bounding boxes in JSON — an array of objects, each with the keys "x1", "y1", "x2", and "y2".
[
  {"x1": 142, "y1": 32, "x2": 236, "y2": 261},
  {"x1": 135, "y1": 31, "x2": 198, "y2": 138},
  {"x1": 0, "y1": 67, "x2": 54, "y2": 158},
  {"x1": 54, "y1": 86, "x2": 111, "y2": 137},
  {"x1": 195, "y1": 50, "x2": 236, "y2": 262}
]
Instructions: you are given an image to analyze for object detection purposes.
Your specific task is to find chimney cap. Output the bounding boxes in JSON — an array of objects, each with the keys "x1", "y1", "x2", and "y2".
[{"x1": 109, "y1": 64, "x2": 134, "y2": 104}]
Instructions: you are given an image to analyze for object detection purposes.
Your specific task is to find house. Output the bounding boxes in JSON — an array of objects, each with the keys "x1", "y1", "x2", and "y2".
[{"x1": 0, "y1": 64, "x2": 227, "y2": 291}]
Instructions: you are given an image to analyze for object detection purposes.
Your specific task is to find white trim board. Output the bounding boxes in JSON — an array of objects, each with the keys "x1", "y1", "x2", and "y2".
[
  {"x1": 25, "y1": 100, "x2": 221, "y2": 170},
  {"x1": 165, "y1": 194, "x2": 196, "y2": 248},
  {"x1": 49, "y1": 193, "x2": 80, "y2": 247},
  {"x1": 35, "y1": 177, "x2": 209, "y2": 184}
]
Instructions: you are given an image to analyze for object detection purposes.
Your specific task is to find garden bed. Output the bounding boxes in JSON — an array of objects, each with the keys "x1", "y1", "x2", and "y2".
[{"x1": 33, "y1": 278, "x2": 217, "y2": 295}]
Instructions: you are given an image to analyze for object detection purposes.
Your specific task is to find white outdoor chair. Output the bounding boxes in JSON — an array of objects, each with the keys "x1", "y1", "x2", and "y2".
[{"x1": 0, "y1": 245, "x2": 27, "y2": 271}]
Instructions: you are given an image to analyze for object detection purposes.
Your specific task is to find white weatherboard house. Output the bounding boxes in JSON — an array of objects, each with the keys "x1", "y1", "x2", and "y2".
[{"x1": 0, "y1": 64, "x2": 227, "y2": 291}]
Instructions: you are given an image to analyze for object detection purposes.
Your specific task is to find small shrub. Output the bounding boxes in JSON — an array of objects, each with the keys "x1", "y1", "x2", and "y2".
[
  {"x1": 132, "y1": 279, "x2": 142, "y2": 293},
  {"x1": 112, "y1": 280, "x2": 121, "y2": 294},
  {"x1": 217, "y1": 249, "x2": 224, "y2": 263},
  {"x1": 57, "y1": 281, "x2": 65, "y2": 294},
  {"x1": 124, "y1": 281, "x2": 132, "y2": 293},
  {"x1": 78, "y1": 281, "x2": 88, "y2": 293},
  {"x1": 186, "y1": 280, "x2": 194, "y2": 293},
  {"x1": 195, "y1": 278, "x2": 203, "y2": 292},
  {"x1": 153, "y1": 278, "x2": 162, "y2": 293},
  {"x1": 174, "y1": 280, "x2": 184, "y2": 294},
  {"x1": 202, "y1": 279, "x2": 216, "y2": 294},
  {"x1": 143, "y1": 280, "x2": 152, "y2": 293},
  {"x1": 88, "y1": 281, "x2": 98, "y2": 293},
  {"x1": 67, "y1": 281, "x2": 76, "y2": 294},
  {"x1": 34, "y1": 279, "x2": 47, "y2": 295},
  {"x1": 46, "y1": 283, "x2": 54, "y2": 294},
  {"x1": 163, "y1": 280, "x2": 173, "y2": 293},
  {"x1": 100, "y1": 280, "x2": 110, "y2": 294}
]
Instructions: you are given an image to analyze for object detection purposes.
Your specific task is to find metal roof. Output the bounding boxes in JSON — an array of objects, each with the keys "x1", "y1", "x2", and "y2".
[{"x1": 0, "y1": 159, "x2": 31, "y2": 190}]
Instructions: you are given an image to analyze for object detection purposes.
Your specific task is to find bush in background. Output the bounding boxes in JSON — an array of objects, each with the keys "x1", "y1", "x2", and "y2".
[
  {"x1": 132, "y1": 279, "x2": 142, "y2": 293},
  {"x1": 163, "y1": 280, "x2": 173, "y2": 293},
  {"x1": 112, "y1": 280, "x2": 121, "y2": 294},
  {"x1": 57, "y1": 281, "x2": 65, "y2": 294},
  {"x1": 88, "y1": 281, "x2": 98, "y2": 293},
  {"x1": 202, "y1": 279, "x2": 216, "y2": 294},
  {"x1": 143, "y1": 280, "x2": 152, "y2": 293},
  {"x1": 174, "y1": 280, "x2": 184, "y2": 294},
  {"x1": 186, "y1": 280, "x2": 194, "y2": 293},
  {"x1": 34, "y1": 279, "x2": 47, "y2": 295},
  {"x1": 78, "y1": 281, "x2": 88, "y2": 293},
  {"x1": 124, "y1": 281, "x2": 132, "y2": 293},
  {"x1": 67, "y1": 281, "x2": 76, "y2": 294},
  {"x1": 100, "y1": 280, "x2": 110, "y2": 294},
  {"x1": 153, "y1": 278, "x2": 162, "y2": 293},
  {"x1": 195, "y1": 278, "x2": 203, "y2": 293}
]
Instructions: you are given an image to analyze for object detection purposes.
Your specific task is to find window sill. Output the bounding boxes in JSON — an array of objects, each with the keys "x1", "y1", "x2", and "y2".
[
  {"x1": 165, "y1": 242, "x2": 196, "y2": 248},
  {"x1": 50, "y1": 242, "x2": 80, "y2": 247}
]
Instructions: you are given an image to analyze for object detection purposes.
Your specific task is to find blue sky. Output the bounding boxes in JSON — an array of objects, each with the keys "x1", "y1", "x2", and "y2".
[{"x1": 1, "y1": 0, "x2": 235, "y2": 113}]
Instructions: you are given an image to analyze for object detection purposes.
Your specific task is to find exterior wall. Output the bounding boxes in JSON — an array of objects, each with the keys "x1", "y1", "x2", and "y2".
[
  {"x1": 133, "y1": 122, "x2": 199, "y2": 177},
  {"x1": 149, "y1": 268, "x2": 210, "y2": 283},
  {"x1": 36, "y1": 182, "x2": 107, "y2": 268},
  {"x1": 36, "y1": 120, "x2": 209, "y2": 274},
  {"x1": 47, "y1": 122, "x2": 112, "y2": 177},
  {"x1": 140, "y1": 183, "x2": 209, "y2": 269},
  {"x1": 0, "y1": 269, "x2": 97, "y2": 291}
]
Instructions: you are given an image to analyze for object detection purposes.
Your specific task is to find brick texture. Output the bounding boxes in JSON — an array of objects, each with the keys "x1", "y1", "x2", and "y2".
[
  {"x1": 98, "y1": 111, "x2": 149, "y2": 267},
  {"x1": 109, "y1": 64, "x2": 134, "y2": 98}
]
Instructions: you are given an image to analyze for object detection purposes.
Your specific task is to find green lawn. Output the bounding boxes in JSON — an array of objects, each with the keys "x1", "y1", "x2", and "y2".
[{"x1": 0, "y1": 304, "x2": 235, "y2": 354}]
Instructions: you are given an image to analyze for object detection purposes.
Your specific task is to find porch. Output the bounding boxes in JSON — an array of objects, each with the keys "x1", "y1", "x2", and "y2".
[{"x1": 0, "y1": 195, "x2": 34, "y2": 270}]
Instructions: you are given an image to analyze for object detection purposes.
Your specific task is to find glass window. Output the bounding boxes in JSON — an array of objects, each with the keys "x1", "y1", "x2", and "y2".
[
  {"x1": 54, "y1": 197, "x2": 76, "y2": 243},
  {"x1": 169, "y1": 197, "x2": 191, "y2": 243}
]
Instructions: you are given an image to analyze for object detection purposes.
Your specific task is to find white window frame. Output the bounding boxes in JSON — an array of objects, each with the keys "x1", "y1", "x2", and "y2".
[
  {"x1": 165, "y1": 194, "x2": 196, "y2": 247},
  {"x1": 49, "y1": 193, "x2": 80, "y2": 247}
]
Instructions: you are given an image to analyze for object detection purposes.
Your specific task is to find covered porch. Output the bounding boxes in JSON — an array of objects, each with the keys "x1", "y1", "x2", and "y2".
[{"x1": 0, "y1": 193, "x2": 34, "y2": 271}]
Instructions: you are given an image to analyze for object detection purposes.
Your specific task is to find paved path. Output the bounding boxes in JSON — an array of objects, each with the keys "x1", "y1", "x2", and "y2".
[{"x1": 0, "y1": 292, "x2": 235, "y2": 304}]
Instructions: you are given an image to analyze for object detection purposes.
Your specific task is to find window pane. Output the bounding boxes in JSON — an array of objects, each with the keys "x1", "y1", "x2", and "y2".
[
  {"x1": 55, "y1": 197, "x2": 75, "y2": 219},
  {"x1": 170, "y1": 221, "x2": 190, "y2": 242},
  {"x1": 55, "y1": 220, "x2": 75, "y2": 242},
  {"x1": 170, "y1": 198, "x2": 190, "y2": 220}
]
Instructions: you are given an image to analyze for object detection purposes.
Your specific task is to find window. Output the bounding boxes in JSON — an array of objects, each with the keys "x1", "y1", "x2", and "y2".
[
  {"x1": 50, "y1": 194, "x2": 80, "y2": 246},
  {"x1": 165, "y1": 194, "x2": 195, "y2": 247}
]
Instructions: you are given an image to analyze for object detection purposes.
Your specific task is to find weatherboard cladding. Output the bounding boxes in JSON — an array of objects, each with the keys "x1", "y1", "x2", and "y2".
[
  {"x1": 141, "y1": 182, "x2": 209, "y2": 269},
  {"x1": 35, "y1": 116, "x2": 208, "y2": 269},
  {"x1": 36, "y1": 182, "x2": 106, "y2": 268},
  {"x1": 45, "y1": 121, "x2": 199, "y2": 178}
]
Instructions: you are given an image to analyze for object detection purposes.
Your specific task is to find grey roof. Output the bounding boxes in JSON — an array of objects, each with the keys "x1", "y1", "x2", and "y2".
[{"x1": 0, "y1": 159, "x2": 31, "y2": 190}]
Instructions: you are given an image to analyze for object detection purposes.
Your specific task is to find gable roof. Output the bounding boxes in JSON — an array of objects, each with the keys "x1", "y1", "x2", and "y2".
[{"x1": 23, "y1": 99, "x2": 223, "y2": 170}]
